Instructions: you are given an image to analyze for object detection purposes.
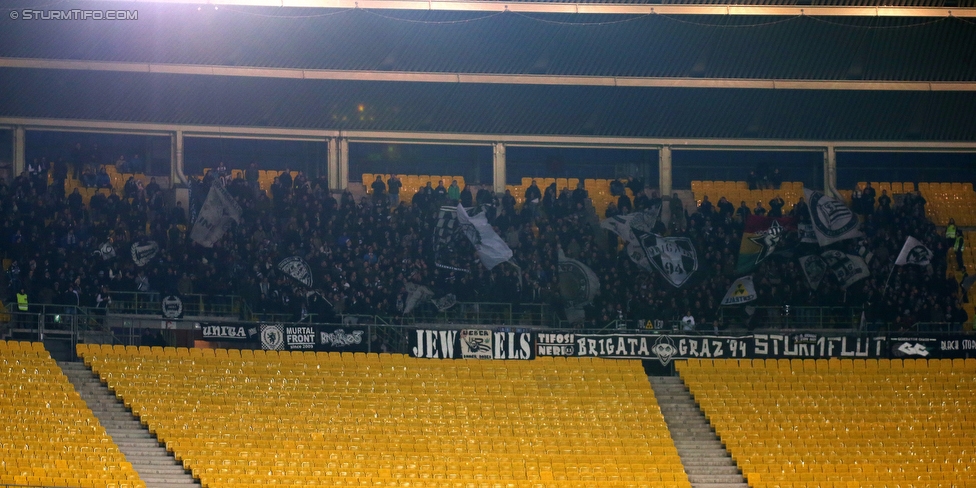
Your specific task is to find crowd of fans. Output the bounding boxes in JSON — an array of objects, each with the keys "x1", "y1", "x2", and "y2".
[{"x1": 0, "y1": 145, "x2": 968, "y2": 331}]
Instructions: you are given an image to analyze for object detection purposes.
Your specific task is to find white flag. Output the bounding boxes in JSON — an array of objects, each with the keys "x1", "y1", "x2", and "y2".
[
  {"x1": 403, "y1": 283, "x2": 434, "y2": 314},
  {"x1": 455, "y1": 204, "x2": 513, "y2": 270},
  {"x1": 190, "y1": 183, "x2": 242, "y2": 247},
  {"x1": 804, "y1": 188, "x2": 862, "y2": 247},
  {"x1": 895, "y1": 236, "x2": 933, "y2": 266},
  {"x1": 721, "y1": 276, "x2": 757, "y2": 305}
]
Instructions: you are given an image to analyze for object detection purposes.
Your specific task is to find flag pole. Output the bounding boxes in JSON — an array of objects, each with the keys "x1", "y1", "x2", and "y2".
[{"x1": 881, "y1": 264, "x2": 896, "y2": 298}]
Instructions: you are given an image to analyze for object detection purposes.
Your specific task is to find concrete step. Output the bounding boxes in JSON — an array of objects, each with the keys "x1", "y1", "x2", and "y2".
[
  {"x1": 685, "y1": 466, "x2": 743, "y2": 475},
  {"x1": 689, "y1": 474, "x2": 748, "y2": 483},
  {"x1": 59, "y1": 360, "x2": 201, "y2": 488},
  {"x1": 648, "y1": 375, "x2": 746, "y2": 487},
  {"x1": 691, "y1": 484, "x2": 750, "y2": 488}
]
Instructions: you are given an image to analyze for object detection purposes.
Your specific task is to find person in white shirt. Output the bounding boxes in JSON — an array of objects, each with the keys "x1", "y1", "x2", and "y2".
[{"x1": 681, "y1": 311, "x2": 695, "y2": 332}]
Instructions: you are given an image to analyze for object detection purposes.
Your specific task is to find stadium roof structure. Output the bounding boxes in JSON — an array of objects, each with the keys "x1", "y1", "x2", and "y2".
[
  {"x1": 2, "y1": 0, "x2": 976, "y2": 190},
  {"x1": 3, "y1": 68, "x2": 976, "y2": 141}
]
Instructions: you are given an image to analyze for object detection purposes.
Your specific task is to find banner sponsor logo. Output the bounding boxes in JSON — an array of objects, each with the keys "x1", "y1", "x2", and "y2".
[
  {"x1": 320, "y1": 328, "x2": 364, "y2": 348},
  {"x1": 261, "y1": 324, "x2": 285, "y2": 351},
  {"x1": 461, "y1": 329, "x2": 493, "y2": 359}
]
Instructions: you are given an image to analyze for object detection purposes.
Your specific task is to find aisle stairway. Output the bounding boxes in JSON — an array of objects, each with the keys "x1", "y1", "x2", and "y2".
[
  {"x1": 649, "y1": 376, "x2": 749, "y2": 488},
  {"x1": 59, "y1": 361, "x2": 200, "y2": 488}
]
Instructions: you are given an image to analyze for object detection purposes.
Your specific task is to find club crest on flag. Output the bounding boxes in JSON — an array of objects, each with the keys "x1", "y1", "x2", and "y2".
[
  {"x1": 895, "y1": 236, "x2": 933, "y2": 266},
  {"x1": 638, "y1": 234, "x2": 698, "y2": 288},
  {"x1": 804, "y1": 189, "x2": 862, "y2": 246}
]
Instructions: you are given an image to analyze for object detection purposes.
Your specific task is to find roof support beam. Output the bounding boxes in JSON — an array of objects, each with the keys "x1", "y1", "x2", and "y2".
[
  {"x1": 86, "y1": 0, "x2": 976, "y2": 17},
  {"x1": 4, "y1": 58, "x2": 975, "y2": 91},
  {"x1": 4, "y1": 116, "x2": 976, "y2": 151}
]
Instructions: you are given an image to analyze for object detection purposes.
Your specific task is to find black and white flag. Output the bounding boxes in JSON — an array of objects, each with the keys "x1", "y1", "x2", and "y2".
[
  {"x1": 161, "y1": 295, "x2": 184, "y2": 319},
  {"x1": 558, "y1": 249, "x2": 600, "y2": 308},
  {"x1": 434, "y1": 206, "x2": 460, "y2": 253},
  {"x1": 94, "y1": 240, "x2": 117, "y2": 261},
  {"x1": 131, "y1": 241, "x2": 159, "y2": 267},
  {"x1": 431, "y1": 294, "x2": 458, "y2": 312},
  {"x1": 798, "y1": 222, "x2": 819, "y2": 244},
  {"x1": 277, "y1": 256, "x2": 314, "y2": 288},
  {"x1": 821, "y1": 250, "x2": 870, "y2": 289},
  {"x1": 804, "y1": 189, "x2": 862, "y2": 247},
  {"x1": 190, "y1": 181, "x2": 242, "y2": 247},
  {"x1": 895, "y1": 236, "x2": 933, "y2": 266},
  {"x1": 638, "y1": 234, "x2": 698, "y2": 288},
  {"x1": 798, "y1": 255, "x2": 827, "y2": 290}
]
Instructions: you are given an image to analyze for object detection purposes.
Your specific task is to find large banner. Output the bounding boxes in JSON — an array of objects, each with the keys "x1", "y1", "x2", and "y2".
[
  {"x1": 409, "y1": 329, "x2": 534, "y2": 360},
  {"x1": 535, "y1": 332, "x2": 890, "y2": 365},
  {"x1": 257, "y1": 324, "x2": 370, "y2": 352}
]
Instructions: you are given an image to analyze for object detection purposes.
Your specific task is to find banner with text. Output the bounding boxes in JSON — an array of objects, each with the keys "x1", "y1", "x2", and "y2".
[
  {"x1": 535, "y1": 332, "x2": 892, "y2": 366},
  {"x1": 410, "y1": 329, "x2": 535, "y2": 360},
  {"x1": 258, "y1": 324, "x2": 371, "y2": 352}
]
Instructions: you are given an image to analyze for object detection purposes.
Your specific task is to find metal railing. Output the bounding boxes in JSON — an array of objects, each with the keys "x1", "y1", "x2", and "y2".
[
  {"x1": 718, "y1": 306, "x2": 860, "y2": 330},
  {"x1": 108, "y1": 291, "x2": 243, "y2": 318},
  {"x1": 911, "y1": 322, "x2": 966, "y2": 333},
  {"x1": 1, "y1": 306, "x2": 123, "y2": 349},
  {"x1": 400, "y1": 302, "x2": 552, "y2": 327}
]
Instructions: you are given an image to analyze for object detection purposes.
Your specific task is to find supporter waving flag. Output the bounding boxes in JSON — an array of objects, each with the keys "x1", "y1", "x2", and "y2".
[
  {"x1": 721, "y1": 275, "x2": 757, "y2": 305},
  {"x1": 804, "y1": 188, "x2": 862, "y2": 247},
  {"x1": 895, "y1": 236, "x2": 933, "y2": 266},
  {"x1": 190, "y1": 181, "x2": 242, "y2": 247},
  {"x1": 736, "y1": 215, "x2": 796, "y2": 274},
  {"x1": 455, "y1": 204, "x2": 513, "y2": 270}
]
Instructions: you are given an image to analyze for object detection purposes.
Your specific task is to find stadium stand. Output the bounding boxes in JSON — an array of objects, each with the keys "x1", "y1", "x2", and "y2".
[
  {"x1": 0, "y1": 340, "x2": 143, "y2": 488},
  {"x1": 677, "y1": 358, "x2": 976, "y2": 487},
  {"x1": 79, "y1": 344, "x2": 690, "y2": 488},
  {"x1": 691, "y1": 181, "x2": 805, "y2": 214}
]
